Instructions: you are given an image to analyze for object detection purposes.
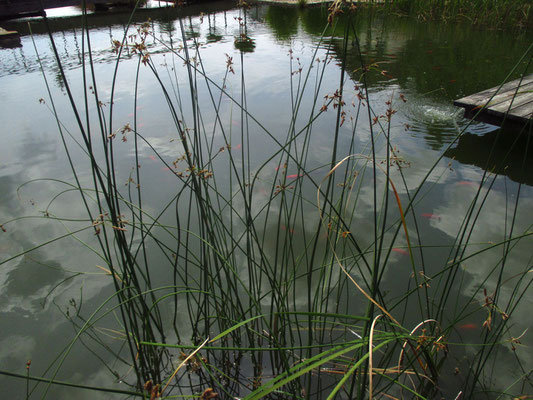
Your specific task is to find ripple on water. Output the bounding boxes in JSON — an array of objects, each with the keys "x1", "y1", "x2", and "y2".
[{"x1": 404, "y1": 97, "x2": 497, "y2": 148}]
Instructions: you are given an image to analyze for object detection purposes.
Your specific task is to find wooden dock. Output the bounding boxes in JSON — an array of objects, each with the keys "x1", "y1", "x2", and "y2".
[
  {"x1": 0, "y1": 26, "x2": 16, "y2": 35},
  {"x1": 454, "y1": 74, "x2": 533, "y2": 130},
  {"x1": 0, "y1": 0, "x2": 134, "y2": 20}
]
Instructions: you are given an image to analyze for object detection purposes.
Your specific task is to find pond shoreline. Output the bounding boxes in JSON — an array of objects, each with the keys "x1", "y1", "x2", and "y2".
[
  {"x1": 249, "y1": 0, "x2": 530, "y2": 30},
  {"x1": 252, "y1": 0, "x2": 383, "y2": 5},
  {"x1": 253, "y1": 0, "x2": 330, "y2": 4}
]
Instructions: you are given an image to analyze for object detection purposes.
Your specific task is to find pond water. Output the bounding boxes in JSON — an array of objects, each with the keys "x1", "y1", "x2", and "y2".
[{"x1": 1, "y1": 2, "x2": 533, "y2": 398}]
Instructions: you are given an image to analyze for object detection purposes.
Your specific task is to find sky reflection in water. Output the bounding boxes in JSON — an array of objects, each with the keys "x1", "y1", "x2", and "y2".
[{"x1": 0, "y1": 3, "x2": 533, "y2": 397}]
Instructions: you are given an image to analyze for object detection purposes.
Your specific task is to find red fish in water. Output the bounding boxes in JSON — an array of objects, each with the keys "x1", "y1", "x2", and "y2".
[
  {"x1": 457, "y1": 180, "x2": 477, "y2": 187},
  {"x1": 286, "y1": 174, "x2": 304, "y2": 180},
  {"x1": 449, "y1": 79, "x2": 457, "y2": 84},
  {"x1": 233, "y1": 143, "x2": 242, "y2": 150},
  {"x1": 457, "y1": 323, "x2": 477, "y2": 330},
  {"x1": 392, "y1": 248, "x2": 409, "y2": 256},
  {"x1": 281, "y1": 225, "x2": 295, "y2": 234},
  {"x1": 421, "y1": 213, "x2": 441, "y2": 221},
  {"x1": 127, "y1": 106, "x2": 144, "y2": 117},
  {"x1": 149, "y1": 155, "x2": 157, "y2": 161}
]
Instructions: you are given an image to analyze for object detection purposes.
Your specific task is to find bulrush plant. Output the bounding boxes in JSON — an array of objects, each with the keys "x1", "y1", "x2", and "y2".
[{"x1": 2, "y1": 1, "x2": 533, "y2": 399}]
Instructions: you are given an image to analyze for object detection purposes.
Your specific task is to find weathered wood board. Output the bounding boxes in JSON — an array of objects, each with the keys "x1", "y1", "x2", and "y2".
[
  {"x1": 454, "y1": 74, "x2": 533, "y2": 130},
  {"x1": 0, "y1": 26, "x2": 17, "y2": 36},
  {"x1": 0, "y1": 0, "x2": 132, "y2": 20}
]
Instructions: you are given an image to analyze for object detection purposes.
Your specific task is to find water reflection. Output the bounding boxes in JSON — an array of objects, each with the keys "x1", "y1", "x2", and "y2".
[
  {"x1": 1, "y1": 252, "x2": 67, "y2": 311},
  {"x1": 1, "y1": 3, "x2": 533, "y2": 398},
  {"x1": 445, "y1": 127, "x2": 533, "y2": 186},
  {"x1": 291, "y1": 7, "x2": 532, "y2": 150},
  {"x1": 205, "y1": 13, "x2": 223, "y2": 43},
  {"x1": 264, "y1": 5, "x2": 298, "y2": 41},
  {"x1": 233, "y1": 7, "x2": 255, "y2": 52},
  {"x1": 0, "y1": 35, "x2": 22, "y2": 49}
]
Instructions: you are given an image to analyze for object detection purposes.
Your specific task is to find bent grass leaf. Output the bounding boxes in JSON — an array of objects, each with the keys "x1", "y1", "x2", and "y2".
[{"x1": 244, "y1": 337, "x2": 398, "y2": 400}]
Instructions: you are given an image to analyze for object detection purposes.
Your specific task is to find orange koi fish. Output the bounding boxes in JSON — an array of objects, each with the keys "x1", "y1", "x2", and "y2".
[
  {"x1": 421, "y1": 213, "x2": 441, "y2": 221},
  {"x1": 392, "y1": 248, "x2": 409, "y2": 256}
]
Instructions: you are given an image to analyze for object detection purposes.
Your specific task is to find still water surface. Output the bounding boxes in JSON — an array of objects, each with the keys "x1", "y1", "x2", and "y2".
[{"x1": 1, "y1": 2, "x2": 533, "y2": 398}]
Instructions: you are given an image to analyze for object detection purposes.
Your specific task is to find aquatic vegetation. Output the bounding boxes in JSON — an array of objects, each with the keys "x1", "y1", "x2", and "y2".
[
  {"x1": 1, "y1": 2, "x2": 532, "y2": 399},
  {"x1": 382, "y1": 0, "x2": 533, "y2": 30}
]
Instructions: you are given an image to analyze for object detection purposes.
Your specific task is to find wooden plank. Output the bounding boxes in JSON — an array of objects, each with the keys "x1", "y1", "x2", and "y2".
[
  {"x1": 455, "y1": 75, "x2": 533, "y2": 107},
  {"x1": 454, "y1": 74, "x2": 533, "y2": 129},
  {"x1": 485, "y1": 81, "x2": 533, "y2": 109},
  {"x1": 0, "y1": 26, "x2": 17, "y2": 36},
  {"x1": 489, "y1": 90, "x2": 533, "y2": 114},
  {"x1": 458, "y1": 82, "x2": 533, "y2": 113},
  {"x1": 509, "y1": 100, "x2": 533, "y2": 119},
  {"x1": 0, "y1": 0, "x2": 131, "y2": 19},
  {"x1": 479, "y1": 101, "x2": 533, "y2": 122},
  {"x1": 458, "y1": 82, "x2": 533, "y2": 110}
]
